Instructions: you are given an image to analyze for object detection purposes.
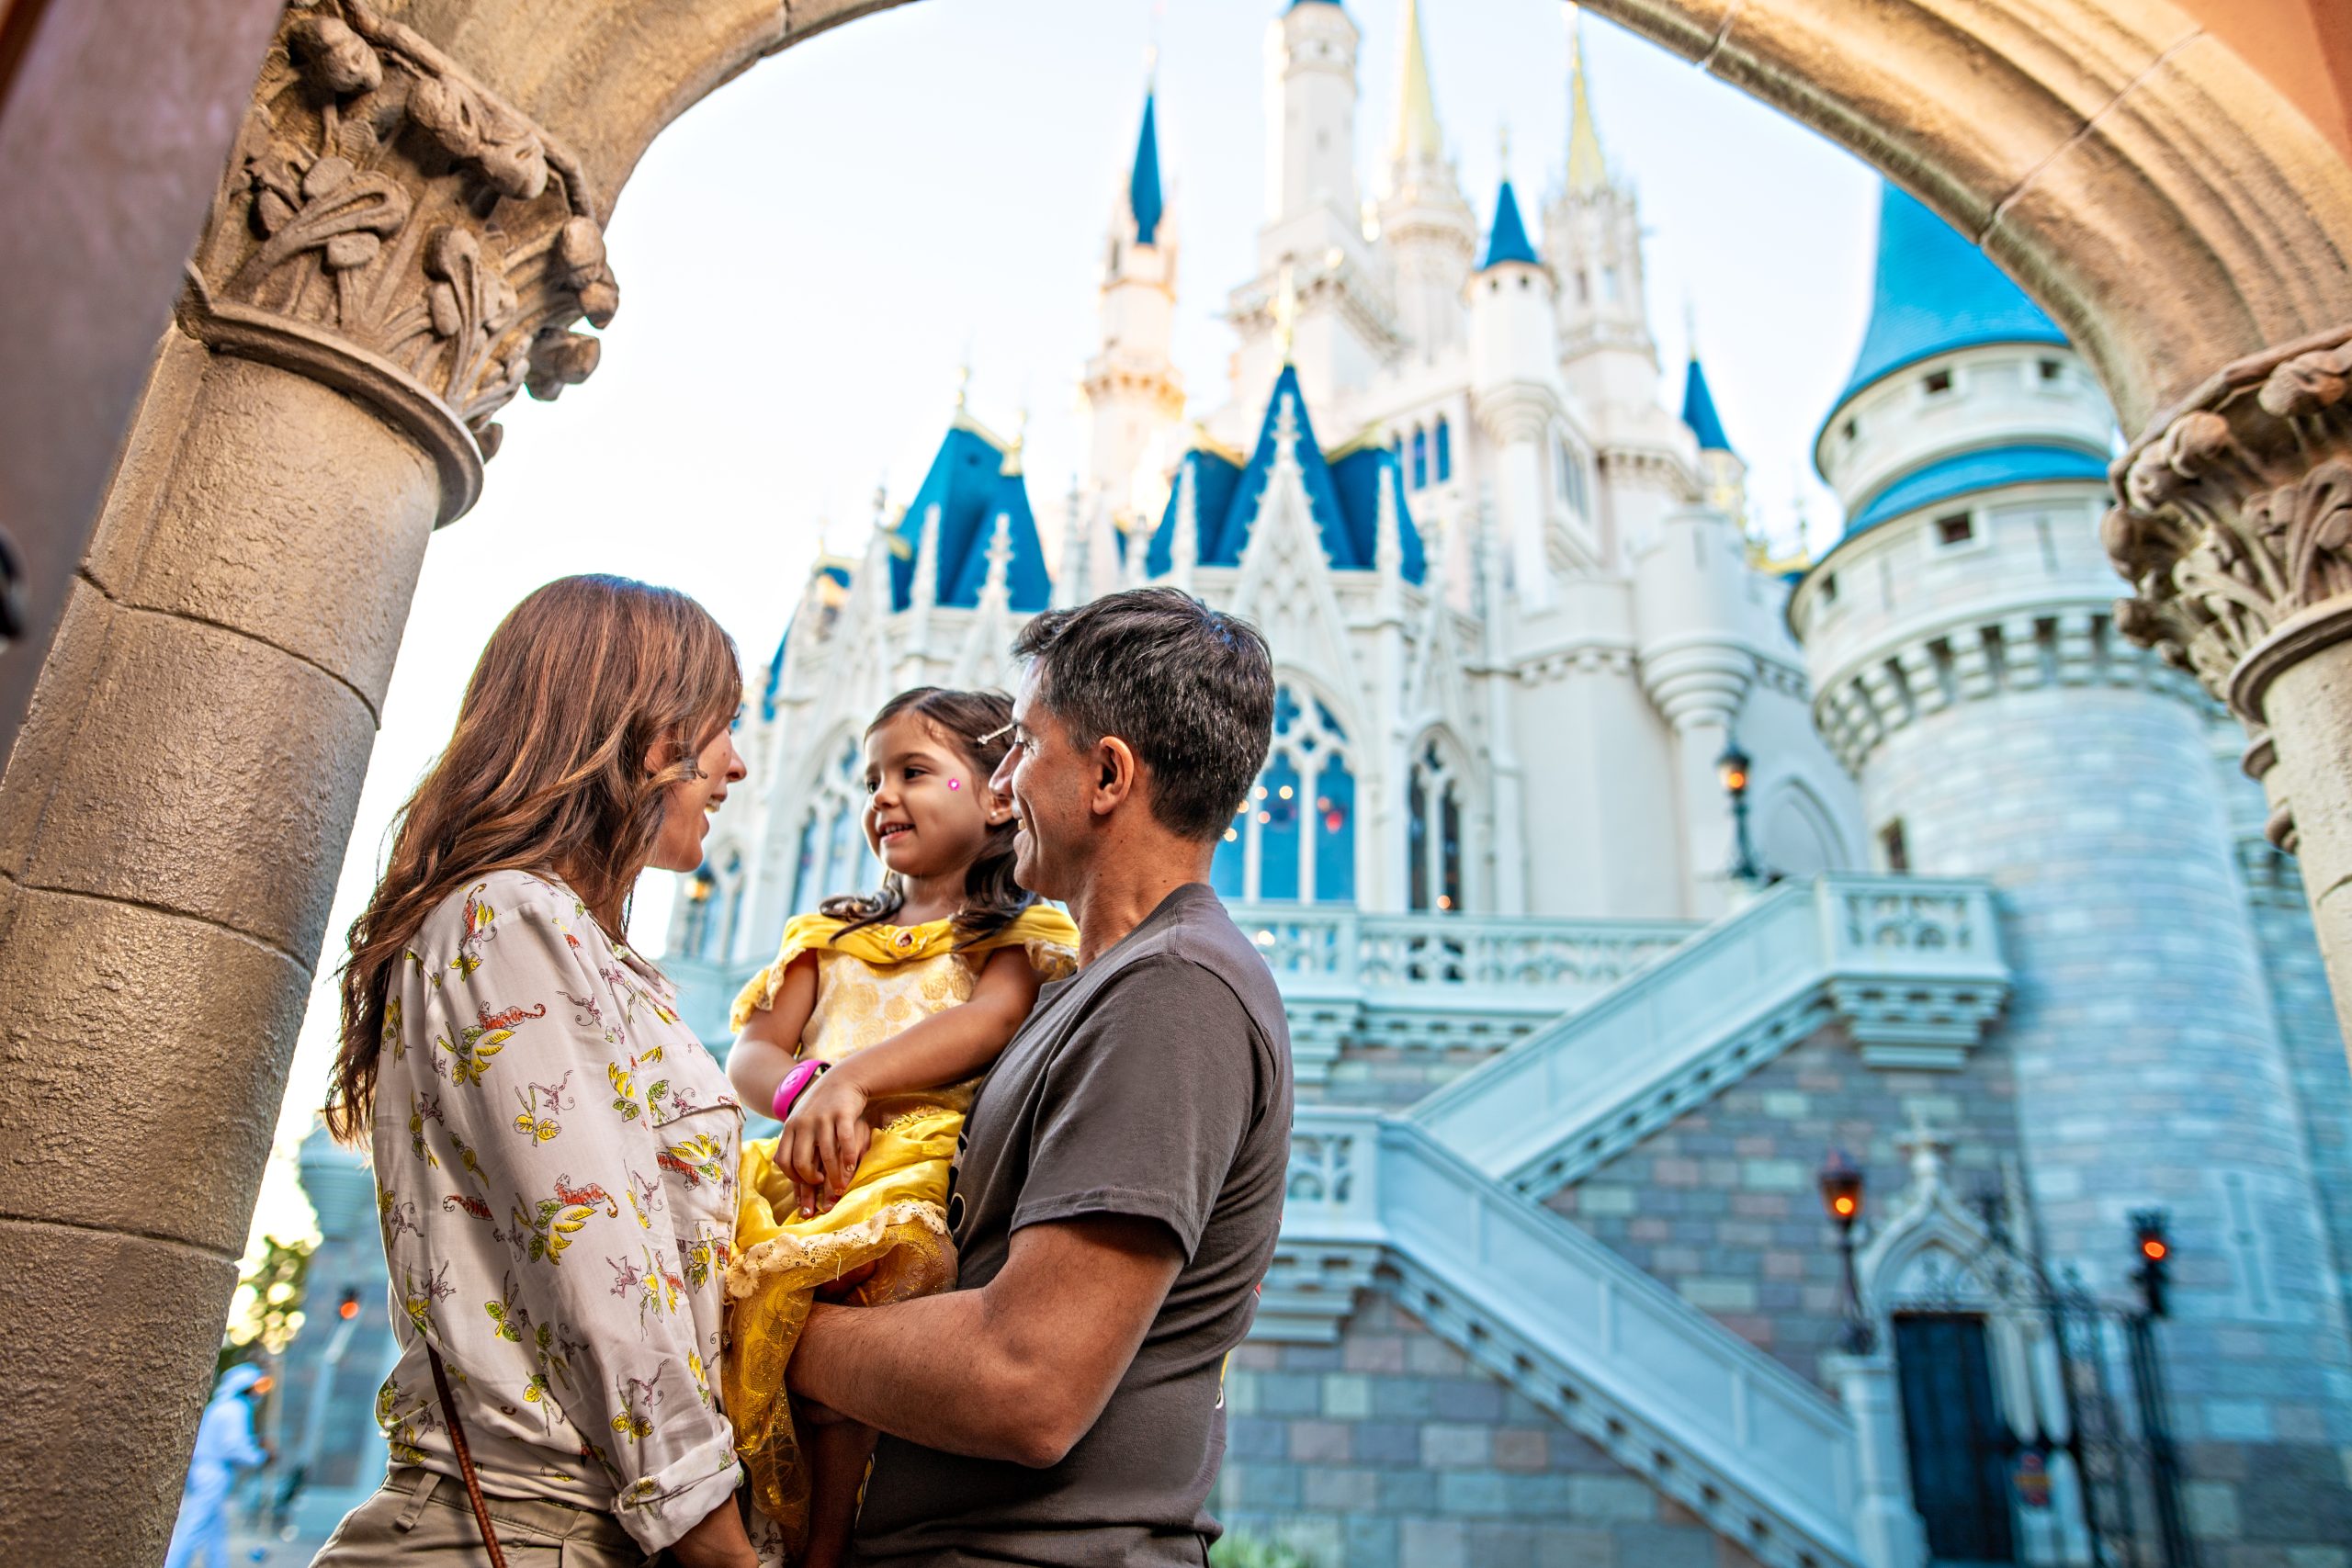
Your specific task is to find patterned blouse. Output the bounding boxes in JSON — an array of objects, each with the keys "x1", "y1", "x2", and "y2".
[{"x1": 368, "y1": 869, "x2": 744, "y2": 1553}]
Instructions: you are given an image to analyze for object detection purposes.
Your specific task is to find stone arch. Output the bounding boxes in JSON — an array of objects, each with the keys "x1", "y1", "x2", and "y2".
[
  {"x1": 1756, "y1": 773, "x2": 1853, "y2": 878},
  {"x1": 3, "y1": 3, "x2": 2349, "y2": 1563}
]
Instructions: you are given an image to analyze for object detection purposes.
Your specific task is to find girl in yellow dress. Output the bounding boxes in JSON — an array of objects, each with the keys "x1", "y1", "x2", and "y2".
[{"x1": 722, "y1": 686, "x2": 1078, "y2": 1568}]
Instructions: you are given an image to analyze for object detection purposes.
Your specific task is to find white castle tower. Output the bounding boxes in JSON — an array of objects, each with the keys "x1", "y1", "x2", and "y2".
[{"x1": 1792, "y1": 180, "x2": 2352, "y2": 1511}]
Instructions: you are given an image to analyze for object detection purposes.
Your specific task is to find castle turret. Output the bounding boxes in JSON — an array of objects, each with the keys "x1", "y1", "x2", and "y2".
[
  {"x1": 1679, "y1": 331, "x2": 1746, "y2": 530},
  {"x1": 1263, "y1": 0, "x2": 1363, "y2": 254},
  {"x1": 1375, "y1": 0, "x2": 1475, "y2": 365},
  {"x1": 1080, "y1": 83, "x2": 1184, "y2": 524},
  {"x1": 1468, "y1": 172, "x2": 1566, "y2": 611},
  {"x1": 1544, "y1": 16, "x2": 1655, "y2": 407},
  {"x1": 1792, "y1": 183, "x2": 2352, "y2": 1521},
  {"x1": 1232, "y1": 0, "x2": 1398, "y2": 418}
]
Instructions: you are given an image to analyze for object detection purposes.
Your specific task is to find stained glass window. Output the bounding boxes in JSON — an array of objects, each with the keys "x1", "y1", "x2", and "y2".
[{"x1": 1227, "y1": 685, "x2": 1354, "y2": 904}]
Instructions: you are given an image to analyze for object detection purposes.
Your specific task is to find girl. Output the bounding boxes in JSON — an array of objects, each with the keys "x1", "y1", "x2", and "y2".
[{"x1": 724, "y1": 686, "x2": 1078, "y2": 1568}]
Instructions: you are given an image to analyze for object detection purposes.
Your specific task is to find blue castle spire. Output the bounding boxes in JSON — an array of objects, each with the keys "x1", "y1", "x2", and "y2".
[
  {"x1": 1680, "y1": 353, "x2": 1733, "y2": 454},
  {"x1": 1834, "y1": 183, "x2": 2065, "y2": 409},
  {"x1": 1129, "y1": 90, "x2": 1164, "y2": 246},
  {"x1": 1479, "y1": 179, "x2": 1539, "y2": 270}
]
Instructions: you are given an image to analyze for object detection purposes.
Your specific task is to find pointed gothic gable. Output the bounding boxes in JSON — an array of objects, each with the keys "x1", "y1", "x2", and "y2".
[
  {"x1": 1216, "y1": 365, "x2": 1360, "y2": 569},
  {"x1": 1148, "y1": 366, "x2": 1430, "y2": 583},
  {"x1": 888, "y1": 420, "x2": 1053, "y2": 612},
  {"x1": 945, "y1": 469, "x2": 1053, "y2": 612},
  {"x1": 1228, "y1": 395, "x2": 1362, "y2": 703}
]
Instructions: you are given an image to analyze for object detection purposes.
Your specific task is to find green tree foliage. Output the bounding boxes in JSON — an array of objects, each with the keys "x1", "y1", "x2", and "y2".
[{"x1": 218, "y1": 1234, "x2": 316, "y2": 1375}]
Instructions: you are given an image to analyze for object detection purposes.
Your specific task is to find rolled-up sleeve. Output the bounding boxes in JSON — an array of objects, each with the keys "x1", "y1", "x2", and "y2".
[{"x1": 421, "y1": 897, "x2": 740, "y2": 1551}]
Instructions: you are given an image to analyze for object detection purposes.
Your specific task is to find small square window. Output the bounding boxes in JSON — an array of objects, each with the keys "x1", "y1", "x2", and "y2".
[
  {"x1": 1936, "y1": 513, "x2": 1974, "y2": 546},
  {"x1": 1923, "y1": 368, "x2": 1954, "y2": 396},
  {"x1": 1881, "y1": 819, "x2": 1910, "y2": 874},
  {"x1": 2038, "y1": 358, "x2": 2064, "y2": 382}
]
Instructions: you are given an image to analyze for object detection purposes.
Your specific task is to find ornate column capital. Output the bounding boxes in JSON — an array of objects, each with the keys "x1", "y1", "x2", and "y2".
[
  {"x1": 2106, "y1": 322, "x2": 2352, "y2": 726},
  {"x1": 180, "y1": 1, "x2": 620, "y2": 523}
]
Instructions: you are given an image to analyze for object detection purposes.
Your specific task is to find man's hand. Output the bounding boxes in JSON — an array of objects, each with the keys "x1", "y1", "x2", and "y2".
[
  {"x1": 666, "y1": 1496, "x2": 757, "y2": 1568},
  {"x1": 781, "y1": 1067, "x2": 872, "y2": 1216}
]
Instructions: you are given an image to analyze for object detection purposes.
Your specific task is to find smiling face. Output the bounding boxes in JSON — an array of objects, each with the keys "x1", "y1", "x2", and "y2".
[
  {"x1": 991, "y1": 669, "x2": 1094, "y2": 900},
  {"x1": 648, "y1": 720, "x2": 747, "y2": 874},
  {"x1": 863, "y1": 708, "x2": 1005, "y2": 882}
]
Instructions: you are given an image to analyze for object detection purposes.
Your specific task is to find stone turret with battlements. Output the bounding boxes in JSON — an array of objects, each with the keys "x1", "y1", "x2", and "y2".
[{"x1": 1792, "y1": 181, "x2": 2352, "y2": 1519}]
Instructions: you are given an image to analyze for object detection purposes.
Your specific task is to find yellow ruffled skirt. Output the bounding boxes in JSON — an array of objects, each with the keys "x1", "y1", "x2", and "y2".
[{"x1": 722, "y1": 1101, "x2": 961, "y2": 1558}]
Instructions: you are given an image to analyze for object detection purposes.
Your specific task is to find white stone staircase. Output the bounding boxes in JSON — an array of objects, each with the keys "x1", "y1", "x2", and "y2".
[
  {"x1": 1411, "y1": 875, "x2": 2008, "y2": 1195},
  {"x1": 1273, "y1": 1107, "x2": 1866, "y2": 1568},
  {"x1": 1262, "y1": 874, "x2": 2013, "y2": 1568}
]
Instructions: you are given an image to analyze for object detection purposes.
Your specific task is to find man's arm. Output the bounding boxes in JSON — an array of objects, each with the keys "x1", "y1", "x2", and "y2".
[{"x1": 790, "y1": 1213, "x2": 1182, "y2": 1468}]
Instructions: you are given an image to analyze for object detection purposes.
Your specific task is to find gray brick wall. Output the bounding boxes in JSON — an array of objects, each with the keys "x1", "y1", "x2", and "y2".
[
  {"x1": 1219, "y1": 1294, "x2": 1766, "y2": 1568},
  {"x1": 1543, "y1": 1018, "x2": 2020, "y2": 1387}
]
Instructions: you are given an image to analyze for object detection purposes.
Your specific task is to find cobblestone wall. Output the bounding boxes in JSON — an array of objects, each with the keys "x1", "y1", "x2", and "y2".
[
  {"x1": 1865, "y1": 678, "x2": 2352, "y2": 1555},
  {"x1": 1218, "y1": 1294, "x2": 1765, "y2": 1568},
  {"x1": 1542, "y1": 1019, "x2": 2021, "y2": 1387}
]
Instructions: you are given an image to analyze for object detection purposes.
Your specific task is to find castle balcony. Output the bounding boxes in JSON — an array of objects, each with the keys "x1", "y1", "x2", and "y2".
[{"x1": 1226, "y1": 903, "x2": 1697, "y2": 1083}]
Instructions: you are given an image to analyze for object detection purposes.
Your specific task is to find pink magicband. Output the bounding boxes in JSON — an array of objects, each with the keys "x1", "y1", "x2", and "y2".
[{"x1": 771, "y1": 1059, "x2": 828, "y2": 1122}]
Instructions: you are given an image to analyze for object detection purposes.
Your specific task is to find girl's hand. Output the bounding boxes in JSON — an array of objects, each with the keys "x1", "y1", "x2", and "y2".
[{"x1": 782, "y1": 1067, "x2": 872, "y2": 1217}]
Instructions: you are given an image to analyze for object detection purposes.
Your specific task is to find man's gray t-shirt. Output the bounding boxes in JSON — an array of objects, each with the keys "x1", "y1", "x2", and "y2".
[{"x1": 854, "y1": 883, "x2": 1294, "y2": 1565}]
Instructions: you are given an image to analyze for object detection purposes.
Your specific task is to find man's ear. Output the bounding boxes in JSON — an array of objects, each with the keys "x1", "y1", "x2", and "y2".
[{"x1": 1091, "y1": 736, "x2": 1140, "y2": 818}]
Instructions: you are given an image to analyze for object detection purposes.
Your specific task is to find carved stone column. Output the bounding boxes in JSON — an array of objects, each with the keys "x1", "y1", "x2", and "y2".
[
  {"x1": 0, "y1": 6, "x2": 617, "y2": 1563},
  {"x1": 2107, "y1": 322, "x2": 2352, "y2": 1046}
]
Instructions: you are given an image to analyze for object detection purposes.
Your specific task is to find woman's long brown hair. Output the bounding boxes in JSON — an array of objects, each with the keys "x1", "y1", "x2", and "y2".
[
  {"x1": 820, "y1": 686, "x2": 1035, "y2": 947},
  {"x1": 325, "y1": 574, "x2": 741, "y2": 1141}
]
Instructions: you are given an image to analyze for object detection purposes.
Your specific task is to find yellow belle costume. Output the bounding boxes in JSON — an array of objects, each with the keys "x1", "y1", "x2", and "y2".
[{"x1": 720, "y1": 904, "x2": 1079, "y2": 1551}]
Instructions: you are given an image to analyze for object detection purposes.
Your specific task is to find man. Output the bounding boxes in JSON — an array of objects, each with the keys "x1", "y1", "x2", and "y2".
[{"x1": 790, "y1": 587, "x2": 1295, "y2": 1564}]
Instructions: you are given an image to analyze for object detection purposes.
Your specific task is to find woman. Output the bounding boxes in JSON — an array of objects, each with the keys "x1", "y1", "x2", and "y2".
[{"x1": 312, "y1": 575, "x2": 756, "y2": 1568}]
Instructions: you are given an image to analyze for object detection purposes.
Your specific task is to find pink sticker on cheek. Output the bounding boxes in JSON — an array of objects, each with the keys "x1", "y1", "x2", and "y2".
[{"x1": 948, "y1": 778, "x2": 961, "y2": 791}]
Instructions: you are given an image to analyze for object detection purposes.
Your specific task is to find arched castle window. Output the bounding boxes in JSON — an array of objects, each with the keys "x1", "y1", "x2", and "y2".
[
  {"x1": 1407, "y1": 739, "x2": 1464, "y2": 912},
  {"x1": 1433, "y1": 416, "x2": 1452, "y2": 482},
  {"x1": 1213, "y1": 685, "x2": 1354, "y2": 904},
  {"x1": 1411, "y1": 427, "x2": 1429, "y2": 491},
  {"x1": 788, "y1": 739, "x2": 878, "y2": 914}
]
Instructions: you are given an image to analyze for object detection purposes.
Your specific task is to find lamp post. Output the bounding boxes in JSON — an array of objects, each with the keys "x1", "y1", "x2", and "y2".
[
  {"x1": 1717, "y1": 738, "x2": 1763, "y2": 885},
  {"x1": 1819, "y1": 1148, "x2": 1875, "y2": 1353}
]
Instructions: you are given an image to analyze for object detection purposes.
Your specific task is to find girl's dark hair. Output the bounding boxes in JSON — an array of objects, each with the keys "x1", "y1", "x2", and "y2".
[{"x1": 819, "y1": 686, "x2": 1035, "y2": 947}]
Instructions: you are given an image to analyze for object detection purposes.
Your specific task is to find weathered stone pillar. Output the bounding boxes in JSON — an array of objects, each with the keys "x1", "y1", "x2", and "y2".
[
  {"x1": 0, "y1": 6, "x2": 617, "y2": 1563},
  {"x1": 2108, "y1": 323, "x2": 2352, "y2": 1052}
]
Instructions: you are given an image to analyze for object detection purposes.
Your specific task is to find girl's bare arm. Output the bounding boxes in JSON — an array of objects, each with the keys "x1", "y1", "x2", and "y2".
[
  {"x1": 780, "y1": 946, "x2": 1043, "y2": 1212},
  {"x1": 726, "y1": 952, "x2": 819, "y2": 1115}
]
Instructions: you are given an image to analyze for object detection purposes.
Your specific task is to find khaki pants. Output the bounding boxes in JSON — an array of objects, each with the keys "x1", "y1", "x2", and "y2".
[{"x1": 311, "y1": 1466, "x2": 656, "y2": 1566}]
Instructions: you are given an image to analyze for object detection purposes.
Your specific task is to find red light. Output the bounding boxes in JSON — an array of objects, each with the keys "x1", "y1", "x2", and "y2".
[
  {"x1": 1833, "y1": 1196, "x2": 1857, "y2": 1218},
  {"x1": 2142, "y1": 1239, "x2": 2167, "y2": 1261},
  {"x1": 339, "y1": 1298, "x2": 360, "y2": 1319}
]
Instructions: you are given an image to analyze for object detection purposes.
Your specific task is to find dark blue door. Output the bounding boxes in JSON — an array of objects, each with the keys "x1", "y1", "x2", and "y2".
[{"x1": 1894, "y1": 1313, "x2": 2018, "y2": 1565}]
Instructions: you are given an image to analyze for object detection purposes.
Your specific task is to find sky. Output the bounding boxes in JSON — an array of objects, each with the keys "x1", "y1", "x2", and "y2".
[{"x1": 252, "y1": 0, "x2": 1883, "y2": 1246}]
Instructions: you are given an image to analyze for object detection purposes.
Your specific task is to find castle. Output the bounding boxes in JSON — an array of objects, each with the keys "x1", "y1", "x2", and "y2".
[{"x1": 280, "y1": 4, "x2": 2352, "y2": 1563}]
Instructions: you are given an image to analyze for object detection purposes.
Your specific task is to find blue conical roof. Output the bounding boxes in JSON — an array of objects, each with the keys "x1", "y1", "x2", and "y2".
[
  {"x1": 1833, "y1": 183, "x2": 2064, "y2": 410},
  {"x1": 1680, "y1": 355, "x2": 1732, "y2": 453},
  {"x1": 1130, "y1": 92, "x2": 1165, "y2": 246},
  {"x1": 1479, "y1": 180, "x2": 1540, "y2": 270}
]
